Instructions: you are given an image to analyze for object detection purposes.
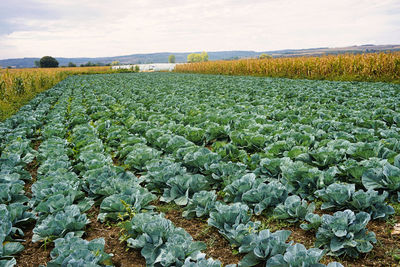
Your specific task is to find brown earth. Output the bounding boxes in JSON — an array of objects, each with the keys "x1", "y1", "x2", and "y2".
[
  {"x1": 24, "y1": 158, "x2": 38, "y2": 196},
  {"x1": 15, "y1": 223, "x2": 53, "y2": 267},
  {"x1": 85, "y1": 206, "x2": 146, "y2": 267},
  {"x1": 15, "y1": 141, "x2": 50, "y2": 266},
  {"x1": 164, "y1": 209, "x2": 243, "y2": 266},
  {"x1": 24, "y1": 139, "x2": 41, "y2": 195}
]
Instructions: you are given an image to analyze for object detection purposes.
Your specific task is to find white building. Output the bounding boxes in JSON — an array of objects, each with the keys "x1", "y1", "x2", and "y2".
[{"x1": 112, "y1": 63, "x2": 176, "y2": 72}]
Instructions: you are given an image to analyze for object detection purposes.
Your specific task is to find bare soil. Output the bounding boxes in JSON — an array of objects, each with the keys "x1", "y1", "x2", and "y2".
[
  {"x1": 164, "y1": 209, "x2": 243, "y2": 265},
  {"x1": 85, "y1": 206, "x2": 146, "y2": 267},
  {"x1": 24, "y1": 158, "x2": 38, "y2": 196},
  {"x1": 15, "y1": 224, "x2": 53, "y2": 267}
]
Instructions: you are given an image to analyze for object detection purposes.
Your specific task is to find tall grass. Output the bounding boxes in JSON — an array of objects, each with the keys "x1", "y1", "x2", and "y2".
[
  {"x1": 175, "y1": 52, "x2": 400, "y2": 83},
  {"x1": 0, "y1": 66, "x2": 134, "y2": 121}
]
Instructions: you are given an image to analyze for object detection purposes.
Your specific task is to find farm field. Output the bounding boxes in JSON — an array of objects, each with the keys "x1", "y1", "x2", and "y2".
[
  {"x1": 175, "y1": 52, "x2": 400, "y2": 84},
  {"x1": 1, "y1": 72, "x2": 400, "y2": 266},
  {"x1": 0, "y1": 67, "x2": 136, "y2": 121}
]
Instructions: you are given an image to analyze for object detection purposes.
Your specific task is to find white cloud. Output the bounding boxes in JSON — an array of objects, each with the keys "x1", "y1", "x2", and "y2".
[{"x1": 0, "y1": 0, "x2": 399, "y2": 59}]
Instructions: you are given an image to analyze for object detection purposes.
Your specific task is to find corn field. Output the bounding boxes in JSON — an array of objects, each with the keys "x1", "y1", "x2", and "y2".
[
  {"x1": 175, "y1": 52, "x2": 400, "y2": 83},
  {"x1": 0, "y1": 67, "x2": 133, "y2": 121}
]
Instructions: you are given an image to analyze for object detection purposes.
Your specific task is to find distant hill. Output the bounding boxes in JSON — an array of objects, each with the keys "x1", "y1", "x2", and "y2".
[{"x1": 1, "y1": 44, "x2": 399, "y2": 69}]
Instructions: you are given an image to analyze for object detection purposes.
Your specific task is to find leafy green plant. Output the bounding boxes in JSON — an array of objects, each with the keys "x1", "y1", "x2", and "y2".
[
  {"x1": 315, "y1": 183, "x2": 394, "y2": 219},
  {"x1": 1, "y1": 140, "x2": 37, "y2": 164},
  {"x1": 339, "y1": 158, "x2": 386, "y2": 186},
  {"x1": 0, "y1": 205, "x2": 24, "y2": 263},
  {"x1": 164, "y1": 135, "x2": 194, "y2": 153},
  {"x1": 97, "y1": 187, "x2": 156, "y2": 222},
  {"x1": 309, "y1": 145, "x2": 346, "y2": 168},
  {"x1": 238, "y1": 229, "x2": 292, "y2": 267},
  {"x1": 315, "y1": 183, "x2": 355, "y2": 210},
  {"x1": 0, "y1": 174, "x2": 27, "y2": 205},
  {"x1": 315, "y1": 210, "x2": 376, "y2": 258},
  {"x1": 47, "y1": 232, "x2": 112, "y2": 266},
  {"x1": 124, "y1": 143, "x2": 162, "y2": 171},
  {"x1": 267, "y1": 243, "x2": 343, "y2": 267},
  {"x1": 273, "y1": 195, "x2": 315, "y2": 223},
  {"x1": 183, "y1": 147, "x2": 221, "y2": 171},
  {"x1": 143, "y1": 158, "x2": 186, "y2": 192},
  {"x1": 362, "y1": 158, "x2": 400, "y2": 195},
  {"x1": 182, "y1": 190, "x2": 217, "y2": 219},
  {"x1": 223, "y1": 173, "x2": 263, "y2": 202},
  {"x1": 120, "y1": 213, "x2": 206, "y2": 266},
  {"x1": 350, "y1": 190, "x2": 394, "y2": 220},
  {"x1": 182, "y1": 253, "x2": 223, "y2": 267},
  {"x1": 212, "y1": 141, "x2": 241, "y2": 161},
  {"x1": 208, "y1": 203, "x2": 259, "y2": 246},
  {"x1": 184, "y1": 127, "x2": 205, "y2": 145},
  {"x1": 207, "y1": 161, "x2": 247, "y2": 188},
  {"x1": 30, "y1": 173, "x2": 83, "y2": 207},
  {"x1": 83, "y1": 166, "x2": 140, "y2": 198},
  {"x1": 32, "y1": 205, "x2": 90, "y2": 243},
  {"x1": 34, "y1": 194, "x2": 93, "y2": 220},
  {"x1": 280, "y1": 159, "x2": 324, "y2": 199},
  {"x1": 256, "y1": 157, "x2": 283, "y2": 178},
  {"x1": 161, "y1": 173, "x2": 210, "y2": 206},
  {"x1": 6, "y1": 202, "x2": 35, "y2": 230},
  {"x1": 300, "y1": 213, "x2": 322, "y2": 231},
  {"x1": 242, "y1": 181, "x2": 288, "y2": 215}
]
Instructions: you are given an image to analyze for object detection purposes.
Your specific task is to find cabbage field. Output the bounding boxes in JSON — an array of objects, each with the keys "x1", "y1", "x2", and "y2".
[{"x1": 1, "y1": 72, "x2": 400, "y2": 266}]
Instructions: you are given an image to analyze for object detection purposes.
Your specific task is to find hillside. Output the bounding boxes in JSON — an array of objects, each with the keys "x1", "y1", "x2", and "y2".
[{"x1": 1, "y1": 44, "x2": 400, "y2": 69}]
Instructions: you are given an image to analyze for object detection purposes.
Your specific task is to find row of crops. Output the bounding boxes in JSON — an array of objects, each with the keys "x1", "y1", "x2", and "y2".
[
  {"x1": 175, "y1": 52, "x2": 400, "y2": 83},
  {"x1": 1, "y1": 72, "x2": 400, "y2": 266},
  {"x1": 0, "y1": 67, "x2": 136, "y2": 121}
]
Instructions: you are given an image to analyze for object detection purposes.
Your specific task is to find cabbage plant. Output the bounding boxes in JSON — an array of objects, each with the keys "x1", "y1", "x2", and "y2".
[
  {"x1": 47, "y1": 232, "x2": 112, "y2": 266},
  {"x1": 267, "y1": 243, "x2": 343, "y2": 267},
  {"x1": 182, "y1": 190, "x2": 217, "y2": 219},
  {"x1": 273, "y1": 195, "x2": 315, "y2": 223},
  {"x1": 315, "y1": 210, "x2": 376, "y2": 258},
  {"x1": 362, "y1": 159, "x2": 400, "y2": 195},
  {"x1": 208, "y1": 203, "x2": 259, "y2": 246},
  {"x1": 223, "y1": 173, "x2": 263, "y2": 202},
  {"x1": 124, "y1": 144, "x2": 162, "y2": 171},
  {"x1": 98, "y1": 187, "x2": 156, "y2": 222},
  {"x1": 242, "y1": 181, "x2": 288, "y2": 215},
  {"x1": 315, "y1": 183, "x2": 394, "y2": 219},
  {"x1": 32, "y1": 205, "x2": 90, "y2": 243},
  {"x1": 161, "y1": 173, "x2": 210, "y2": 206},
  {"x1": 300, "y1": 213, "x2": 322, "y2": 231},
  {"x1": 0, "y1": 205, "x2": 24, "y2": 263},
  {"x1": 183, "y1": 254, "x2": 223, "y2": 267},
  {"x1": 238, "y1": 229, "x2": 292, "y2": 267},
  {"x1": 121, "y1": 213, "x2": 206, "y2": 266}
]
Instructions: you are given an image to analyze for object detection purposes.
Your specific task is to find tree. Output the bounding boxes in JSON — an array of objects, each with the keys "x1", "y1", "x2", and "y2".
[
  {"x1": 187, "y1": 53, "x2": 202, "y2": 63},
  {"x1": 111, "y1": 61, "x2": 120, "y2": 66},
  {"x1": 187, "y1": 52, "x2": 209, "y2": 63},
  {"x1": 81, "y1": 61, "x2": 98, "y2": 67},
  {"x1": 259, "y1": 53, "x2": 272, "y2": 59},
  {"x1": 200, "y1": 51, "x2": 209, "y2": 62},
  {"x1": 168, "y1": 55, "x2": 176, "y2": 63},
  {"x1": 39, "y1": 56, "x2": 59, "y2": 68},
  {"x1": 68, "y1": 62, "x2": 76, "y2": 67},
  {"x1": 34, "y1": 60, "x2": 40, "y2": 68}
]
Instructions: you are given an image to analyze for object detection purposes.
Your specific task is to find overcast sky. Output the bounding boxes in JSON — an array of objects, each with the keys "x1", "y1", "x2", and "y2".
[{"x1": 0, "y1": 0, "x2": 399, "y2": 59}]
